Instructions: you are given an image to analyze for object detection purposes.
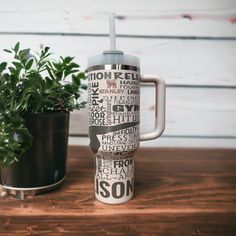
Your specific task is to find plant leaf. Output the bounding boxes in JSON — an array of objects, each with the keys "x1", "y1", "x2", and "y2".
[
  {"x1": 77, "y1": 72, "x2": 85, "y2": 79},
  {"x1": 0, "y1": 62, "x2": 7, "y2": 73},
  {"x1": 25, "y1": 58, "x2": 34, "y2": 70},
  {"x1": 64, "y1": 56, "x2": 74, "y2": 64},
  {"x1": 65, "y1": 69, "x2": 79, "y2": 78},
  {"x1": 19, "y1": 49, "x2": 30, "y2": 61},
  {"x1": 12, "y1": 61, "x2": 23, "y2": 69},
  {"x1": 44, "y1": 47, "x2": 50, "y2": 53},
  {"x1": 69, "y1": 62, "x2": 80, "y2": 68},
  {"x1": 46, "y1": 65, "x2": 55, "y2": 80},
  {"x1": 72, "y1": 74, "x2": 81, "y2": 86},
  {"x1": 3, "y1": 49, "x2": 12, "y2": 53},
  {"x1": 13, "y1": 42, "x2": 20, "y2": 53}
]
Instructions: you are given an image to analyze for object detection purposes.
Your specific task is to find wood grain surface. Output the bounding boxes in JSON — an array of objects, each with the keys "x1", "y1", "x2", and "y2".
[{"x1": 0, "y1": 146, "x2": 236, "y2": 235}]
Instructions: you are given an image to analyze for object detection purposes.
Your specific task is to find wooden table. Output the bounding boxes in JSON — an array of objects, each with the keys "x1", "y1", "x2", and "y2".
[{"x1": 0, "y1": 146, "x2": 236, "y2": 235}]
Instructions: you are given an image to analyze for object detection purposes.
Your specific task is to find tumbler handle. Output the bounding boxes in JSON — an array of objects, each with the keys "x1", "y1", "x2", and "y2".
[{"x1": 140, "y1": 75, "x2": 166, "y2": 141}]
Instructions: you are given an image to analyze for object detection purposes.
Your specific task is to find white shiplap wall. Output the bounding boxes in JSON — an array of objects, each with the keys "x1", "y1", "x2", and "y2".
[{"x1": 0, "y1": 0, "x2": 236, "y2": 148}]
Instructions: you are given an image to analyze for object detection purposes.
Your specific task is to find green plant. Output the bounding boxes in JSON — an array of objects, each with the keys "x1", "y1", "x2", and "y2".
[{"x1": 0, "y1": 42, "x2": 86, "y2": 166}]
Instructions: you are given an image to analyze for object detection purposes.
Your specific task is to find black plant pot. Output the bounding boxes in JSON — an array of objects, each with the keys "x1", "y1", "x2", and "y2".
[{"x1": 0, "y1": 112, "x2": 70, "y2": 195}]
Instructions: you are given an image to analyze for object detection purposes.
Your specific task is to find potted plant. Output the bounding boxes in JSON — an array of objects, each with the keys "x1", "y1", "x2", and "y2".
[{"x1": 0, "y1": 43, "x2": 86, "y2": 198}]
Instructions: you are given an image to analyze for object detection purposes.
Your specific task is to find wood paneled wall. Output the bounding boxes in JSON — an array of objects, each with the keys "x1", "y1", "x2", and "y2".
[{"x1": 0, "y1": 0, "x2": 235, "y2": 147}]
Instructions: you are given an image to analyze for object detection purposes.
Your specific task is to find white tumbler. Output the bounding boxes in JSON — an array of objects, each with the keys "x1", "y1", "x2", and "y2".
[{"x1": 87, "y1": 13, "x2": 166, "y2": 204}]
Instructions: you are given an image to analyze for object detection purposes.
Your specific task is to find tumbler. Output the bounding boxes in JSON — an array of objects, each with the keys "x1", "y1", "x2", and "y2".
[{"x1": 87, "y1": 13, "x2": 166, "y2": 204}]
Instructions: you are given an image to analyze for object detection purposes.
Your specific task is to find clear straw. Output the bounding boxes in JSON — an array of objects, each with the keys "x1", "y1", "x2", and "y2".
[{"x1": 109, "y1": 12, "x2": 116, "y2": 50}]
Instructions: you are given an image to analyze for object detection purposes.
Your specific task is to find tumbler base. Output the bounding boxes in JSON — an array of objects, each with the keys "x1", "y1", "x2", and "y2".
[{"x1": 95, "y1": 193, "x2": 133, "y2": 205}]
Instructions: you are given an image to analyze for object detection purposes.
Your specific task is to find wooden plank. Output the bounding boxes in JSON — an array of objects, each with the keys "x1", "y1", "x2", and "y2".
[
  {"x1": 0, "y1": 146, "x2": 236, "y2": 235},
  {"x1": 0, "y1": 214, "x2": 236, "y2": 235},
  {"x1": 1, "y1": 35, "x2": 235, "y2": 145},
  {"x1": 142, "y1": 87, "x2": 236, "y2": 137},
  {"x1": 0, "y1": 35, "x2": 236, "y2": 86},
  {"x1": 0, "y1": 0, "x2": 236, "y2": 37},
  {"x1": 70, "y1": 87, "x2": 236, "y2": 137}
]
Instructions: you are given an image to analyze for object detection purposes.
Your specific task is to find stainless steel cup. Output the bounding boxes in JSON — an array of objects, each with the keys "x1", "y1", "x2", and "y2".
[{"x1": 88, "y1": 50, "x2": 165, "y2": 204}]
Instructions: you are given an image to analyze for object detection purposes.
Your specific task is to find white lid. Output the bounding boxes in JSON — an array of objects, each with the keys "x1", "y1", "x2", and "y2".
[
  {"x1": 88, "y1": 13, "x2": 140, "y2": 69},
  {"x1": 88, "y1": 50, "x2": 140, "y2": 69}
]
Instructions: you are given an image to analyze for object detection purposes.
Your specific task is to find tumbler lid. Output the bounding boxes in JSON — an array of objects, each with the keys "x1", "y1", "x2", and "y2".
[
  {"x1": 88, "y1": 50, "x2": 140, "y2": 69},
  {"x1": 87, "y1": 13, "x2": 140, "y2": 69}
]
